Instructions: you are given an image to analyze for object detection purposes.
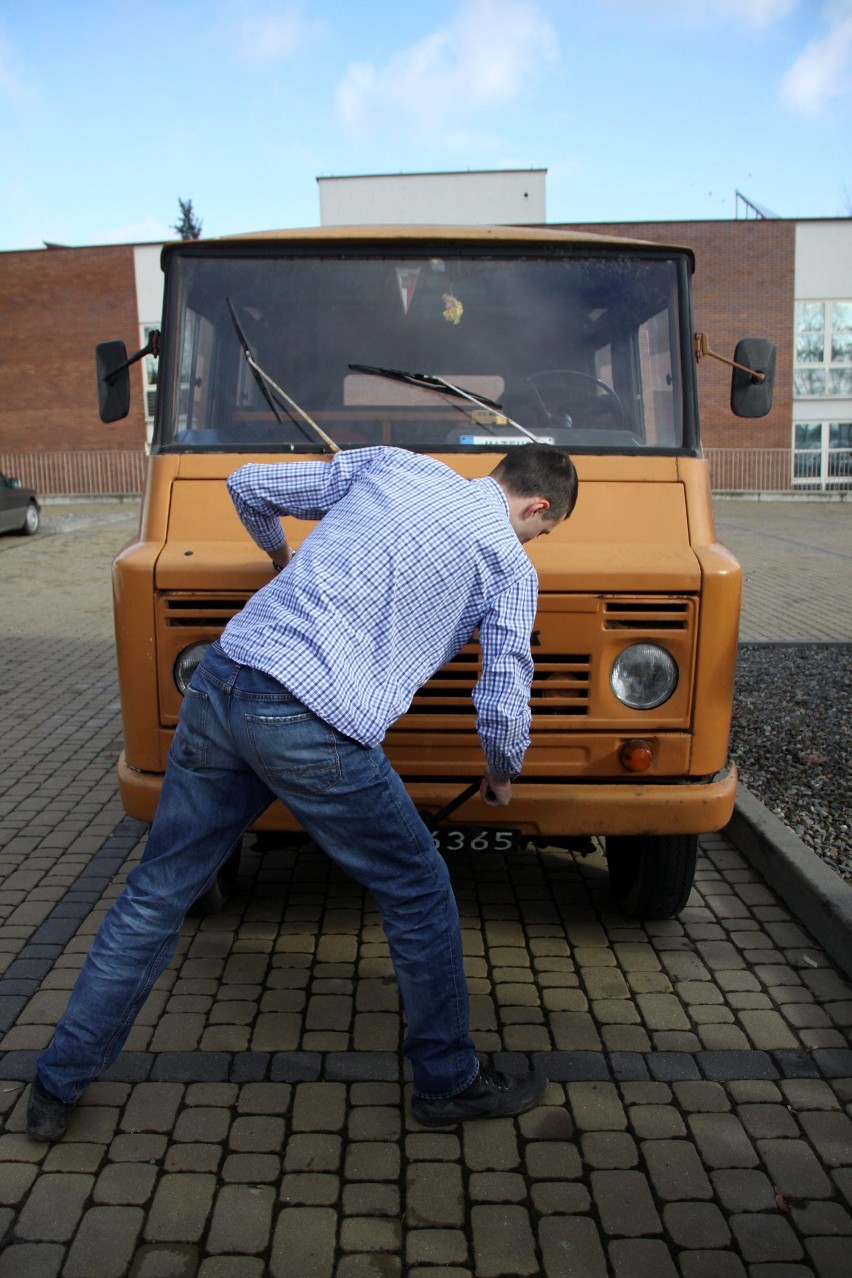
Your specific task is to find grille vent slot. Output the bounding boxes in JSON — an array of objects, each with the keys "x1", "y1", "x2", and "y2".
[
  {"x1": 163, "y1": 597, "x2": 245, "y2": 627},
  {"x1": 604, "y1": 600, "x2": 689, "y2": 630}
]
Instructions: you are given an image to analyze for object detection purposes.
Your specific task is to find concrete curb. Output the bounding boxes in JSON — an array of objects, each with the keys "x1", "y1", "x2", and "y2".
[{"x1": 724, "y1": 783, "x2": 852, "y2": 980}]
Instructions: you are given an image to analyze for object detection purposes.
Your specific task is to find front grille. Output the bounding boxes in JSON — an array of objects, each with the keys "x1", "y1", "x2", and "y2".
[{"x1": 409, "y1": 647, "x2": 591, "y2": 721}]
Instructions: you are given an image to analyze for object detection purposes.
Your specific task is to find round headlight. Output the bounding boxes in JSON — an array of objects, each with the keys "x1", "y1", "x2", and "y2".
[
  {"x1": 174, "y1": 641, "x2": 211, "y2": 695},
  {"x1": 610, "y1": 643, "x2": 678, "y2": 710}
]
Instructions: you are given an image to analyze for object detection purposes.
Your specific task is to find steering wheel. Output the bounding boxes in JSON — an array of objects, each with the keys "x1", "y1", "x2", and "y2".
[{"x1": 525, "y1": 370, "x2": 626, "y2": 431}]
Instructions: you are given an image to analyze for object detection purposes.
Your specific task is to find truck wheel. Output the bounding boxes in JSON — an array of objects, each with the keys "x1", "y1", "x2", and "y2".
[
  {"x1": 605, "y1": 834, "x2": 699, "y2": 920},
  {"x1": 188, "y1": 844, "x2": 242, "y2": 917}
]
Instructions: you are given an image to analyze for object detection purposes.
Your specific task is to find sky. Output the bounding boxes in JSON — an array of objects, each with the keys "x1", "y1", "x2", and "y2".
[{"x1": 1, "y1": 0, "x2": 851, "y2": 251}]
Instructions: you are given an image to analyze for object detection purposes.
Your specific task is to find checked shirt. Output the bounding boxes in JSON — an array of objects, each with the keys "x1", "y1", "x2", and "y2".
[{"x1": 222, "y1": 447, "x2": 537, "y2": 780}]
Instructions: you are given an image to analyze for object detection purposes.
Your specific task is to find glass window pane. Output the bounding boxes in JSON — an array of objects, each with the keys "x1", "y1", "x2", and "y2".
[
  {"x1": 794, "y1": 369, "x2": 826, "y2": 396},
  {"x1": 795, "y1": 423, "x2": 822, "y2": 449},
  {"x1": 828, "y1": 368, "x2": 852, "y2": 395},
  {"x1": 829, "y1": 421, "x2": 852, "y2": 447},
  {"x1": 831, "y1": 333, "x2": 852, "y2": 362},
  {"x1": 832, "y1": 302, "x2": 852, "y2": 332},
  {"x1": 796, "y1": 302, "x2": 824, "y2": 332},
  {"x1": 796, "y1": 334, "x2": 824, "y2": 362}
]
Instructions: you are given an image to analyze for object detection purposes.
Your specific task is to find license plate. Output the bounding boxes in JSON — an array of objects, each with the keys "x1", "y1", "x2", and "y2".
[{"x1": 432, "y1": 827, "x2": 520, "y2": 853}]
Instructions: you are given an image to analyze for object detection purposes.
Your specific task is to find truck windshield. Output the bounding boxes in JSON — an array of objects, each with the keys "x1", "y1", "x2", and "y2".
[{"x1": 156, "y1": 249, "x2": 689, "y2": 454}]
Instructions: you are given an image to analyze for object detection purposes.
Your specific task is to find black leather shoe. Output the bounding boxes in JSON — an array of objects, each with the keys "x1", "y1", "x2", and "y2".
[
  {"x1": 411, "y1": 1065, "x2": 548, "y2": 1127},
  {"x1": 27, "y1": 1076, "x2": 75, "y2": 1143}
]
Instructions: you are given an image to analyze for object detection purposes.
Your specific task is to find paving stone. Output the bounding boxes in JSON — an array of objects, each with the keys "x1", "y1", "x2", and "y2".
[
  {"x1": 15, "y1": 1172, "x2": 93, "y2": 1240},
  {"x1": 228, "y1": 1115, "x2": 286, "y2": 1153},
  {"x1": 591, "y1": 1169, "x2": 662, "y2": 1236},
  {"x1": 797, "y1": 1109, "x2": 852, "y2": 1166},
  {"x1": 687, "y1": 1112, "x2": 759, "y2": 1168},
  {"x1": 0, "y1": 1243, "x2": 65, "y2": 1278},
  {"x1": 342, "y1": 1182, "x2": 400, "y2": 1216},
  {"x1": 628, "y1": 1104, "x2": 686, "y2": 1139},
  {"x1": 406, "y1": 1162, "x2": 464, "y2": 1228},
  {"x1": 269, "y1": 1206, "x2": 337, "y2": 1278},
  {"x1": 538, "y1": 1215, "x2": 607, "y2": 1278},
  {"x1": 93, "y1": 1161, "x2": 158, "y2": 1204},
  {"x1": 729, "y1": 1213, "x2": 804, "y2": 1262},
  {"x1": 462, "y1": 1118, "x2": 518, "y2": 1171},
  {"x1": 339, "y1": 1215, "x2": 402, "y2": 1252},
  {"x1": 344, "y1": 1141, "x2": 400, "y2": 1182},
  {"x1": 804, "y1": 1235, "x2": 852, "y2": 1277},
  {"x1": 280, "y1": 1173, "x2": 340, "y2": 1205},
  {"x1": 63, "y1": 1205, "x2": 144, "y2": 1278},
  {"x1": 580, "y1": 1131, "x2": 638, "y2": 1169},
  {"x1": 337, "y1": 1259, "x2": 403, "y2": 1278},
  {"x1": 642, "y1": 1141, "x2": 713, "y2": 1200},
  {"x1": 712, "y1": 1169, "x2": 783, "y2": 1212},
  {"x1": 0, "y1": 1160, "x2": 38, "y2": 1204},
  {"x1": 406, "y1": 1228, "x2": 468, "y2": 1265},
  {"x1": 471, "y1": 1204, "x2": 538, "y2": 1277},
  {"x1": 736, "y1": 1103, "x2": 800, "y2": 1139},
  {"x1": 120, "y1": 1083, "x2": 183, "y2": 1134},
  {"x1": 790, "y1": 1200, "x2": 852, "y2": 1235},
  {"x1": 291, "y1": 1081, "x2": 346, "y2": 1132},
  {"x1": 197, "y1": 1261, "x2": 265, "y2": 1278},
  {"x1": 205, "y1": 1184, "x2": 275, "y2": 1254},
  {"x1": 757, "y1": 1139, "x2": 835, "y2": 1199},
  {"x1": 677, "y1": 1250, "x2": 747, "y2": 1278},
  {"x1": 144, "y1": 1173, "x2": 216, "y2": 1242},
  {"x1": 608, "y1": 1238, "x2": 678, "y2": 1278},
  {"x1": 662, "y1": 1200, "x2": 731, "y2": 1247}
]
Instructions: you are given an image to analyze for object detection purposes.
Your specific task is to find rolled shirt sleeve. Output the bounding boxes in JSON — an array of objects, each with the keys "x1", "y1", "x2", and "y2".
[{"x1": 473, "y1": 572, "x2": 537, "y2": 780}]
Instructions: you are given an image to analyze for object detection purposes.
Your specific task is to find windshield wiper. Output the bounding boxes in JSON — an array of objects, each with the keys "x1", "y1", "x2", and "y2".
[
  {"x1": 227, "y1": 299, "x2": 340, "y2": 453},
  {"x1": 348, "y1": 363, "x2": 542, "y2": 444}
]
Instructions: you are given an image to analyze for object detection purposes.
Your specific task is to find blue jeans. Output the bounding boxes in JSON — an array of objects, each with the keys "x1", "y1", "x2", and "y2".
[{"x1": 38, "y1": 643, "x2": 478, "y2": 1102}]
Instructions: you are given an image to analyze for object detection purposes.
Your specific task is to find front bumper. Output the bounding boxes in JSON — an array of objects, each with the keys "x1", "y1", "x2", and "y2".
[{"x1": 118, "y1": 751, "x2": 737, "y2": 837}]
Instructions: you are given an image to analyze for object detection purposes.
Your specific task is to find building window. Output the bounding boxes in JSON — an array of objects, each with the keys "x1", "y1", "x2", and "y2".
[
  {"x1": 141, "y1": 324, "x2": 159, "y2": 446},
  {"x1": 794, "y1": 421, "x2": 852, "y2": 489},
  {"x1": 794, "y1": 301, "x2": 852, "y2": 396}
]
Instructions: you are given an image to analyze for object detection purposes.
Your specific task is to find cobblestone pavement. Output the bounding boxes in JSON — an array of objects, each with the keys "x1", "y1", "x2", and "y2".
[{"x1": 0, "y1": 506, "x2": 850, "y2": 1277}]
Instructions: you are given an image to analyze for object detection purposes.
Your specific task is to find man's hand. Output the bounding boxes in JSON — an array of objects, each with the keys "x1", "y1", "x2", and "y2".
[
  {"x1": 480, "y1": 773, "x2": 511, "y2": 807},
  {"x1": 268, "y1": 545, "x2": 292, "y2": 571}
]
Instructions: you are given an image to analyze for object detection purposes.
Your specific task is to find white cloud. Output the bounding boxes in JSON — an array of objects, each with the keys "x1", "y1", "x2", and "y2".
[
  {"x1": 0, "y1": 26, "x2": 40, "y2": 110},
  {"x1": 226, "y1": 3, "x2": 322, "y2": 66},
  {"x1": 335, "y1": 0, "x2": 558, "y2": 141},
  {"x1": 780, "y1": 6, "x2": 852, "y2": 114},
  {"x1": 604, "y1": 0, "x2": 799, "y2": 28}
]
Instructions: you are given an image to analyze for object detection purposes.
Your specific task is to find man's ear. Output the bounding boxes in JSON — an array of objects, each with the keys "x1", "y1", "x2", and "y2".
[{"x1": 524, "y1": 498, "x2": 551, "y2": 518}]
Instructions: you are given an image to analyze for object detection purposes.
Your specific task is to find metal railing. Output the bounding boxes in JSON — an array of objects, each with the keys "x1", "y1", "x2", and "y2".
[
  {"x1": 1, "y1": 448, "x2": 849, "y2": 497},
  {"x1": 0, "y1": 450, "x2": 147, "y2": 497},
  {"x1": 705, "y1": 448, "x2": 851, "y2": 494}
]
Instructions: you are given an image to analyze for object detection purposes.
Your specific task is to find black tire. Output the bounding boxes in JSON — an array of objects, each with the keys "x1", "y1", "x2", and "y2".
[
  {"x1": 605, "y1": 833, "x2": 699, "y2": 920},
  {"x1": 22, "y1": 502, "x2": 39, "y2": 535},
  {"x1": 188, "y1": 844, "x2": 242, "y2": 917}
]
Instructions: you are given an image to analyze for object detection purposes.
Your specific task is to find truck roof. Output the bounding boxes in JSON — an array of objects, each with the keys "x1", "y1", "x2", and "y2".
[{"x1": 160, "y1": 224, "x2": 696, "y2": 271}]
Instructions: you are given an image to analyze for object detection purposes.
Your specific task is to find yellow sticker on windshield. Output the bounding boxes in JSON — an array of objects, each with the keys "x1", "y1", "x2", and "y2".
[{"x1": 442, "y1": 293, "x2": 464, "y2": 325}]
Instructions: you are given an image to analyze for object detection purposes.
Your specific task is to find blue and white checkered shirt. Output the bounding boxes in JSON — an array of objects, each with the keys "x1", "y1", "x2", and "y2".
[{"x1": 221, "y1": 447, "x2": 537, "y2": 779}]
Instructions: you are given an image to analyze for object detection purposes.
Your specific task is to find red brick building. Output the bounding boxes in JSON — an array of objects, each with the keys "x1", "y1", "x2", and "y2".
[{"x1": 0, "y1": 218, "x2": 848, "y2": 491}]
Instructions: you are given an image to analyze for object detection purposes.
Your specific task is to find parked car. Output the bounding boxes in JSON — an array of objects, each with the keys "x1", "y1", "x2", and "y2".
[{"x1": 0, "y1": 472, "x2": 40, "y2": 535}]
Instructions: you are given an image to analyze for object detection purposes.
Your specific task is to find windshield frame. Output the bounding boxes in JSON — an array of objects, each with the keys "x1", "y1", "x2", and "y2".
[{"x1": 152, "y1": 237, "x2": 700, "y2": 458}]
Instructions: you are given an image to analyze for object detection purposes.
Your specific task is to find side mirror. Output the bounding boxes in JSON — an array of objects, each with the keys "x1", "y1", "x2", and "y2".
[
  {"x1": 9, "y1": 477, "x2": 20, "y2": 488},
  {"x1": 96, "y1": 341, "x2": 131, "y2": 422},
  {"x1": 731, "y1": 338, "x2": 776, "y2": 419}
]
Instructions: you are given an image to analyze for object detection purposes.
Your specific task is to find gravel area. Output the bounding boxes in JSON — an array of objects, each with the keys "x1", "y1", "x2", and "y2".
[{"x1": 730, "y1": 643, "x2": 852, "y2": 881}]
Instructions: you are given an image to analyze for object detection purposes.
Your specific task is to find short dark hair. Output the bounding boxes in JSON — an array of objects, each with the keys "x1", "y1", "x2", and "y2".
[{"x1": 491, "y1": 444, "x2": 578, "y2": 520}]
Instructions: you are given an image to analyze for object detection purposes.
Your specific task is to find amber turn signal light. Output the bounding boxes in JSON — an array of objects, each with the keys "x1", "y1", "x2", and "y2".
[{"x1": 619, "y1": 739, "x2": 653, "y2": 772}]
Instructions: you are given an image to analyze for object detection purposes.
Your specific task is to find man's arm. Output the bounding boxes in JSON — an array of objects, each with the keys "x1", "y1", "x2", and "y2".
[
  {"x1": 473, "y1": 572, "x2": 538, "y2": 805},
  {"x1": 226, "y1": 447, "x2": 388, "y2": 558}
]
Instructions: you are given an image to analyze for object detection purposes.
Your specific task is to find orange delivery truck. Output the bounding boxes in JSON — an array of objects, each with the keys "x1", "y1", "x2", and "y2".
[{"x1": 96, "y1": 225, "x2": 775, "y2": 918}]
